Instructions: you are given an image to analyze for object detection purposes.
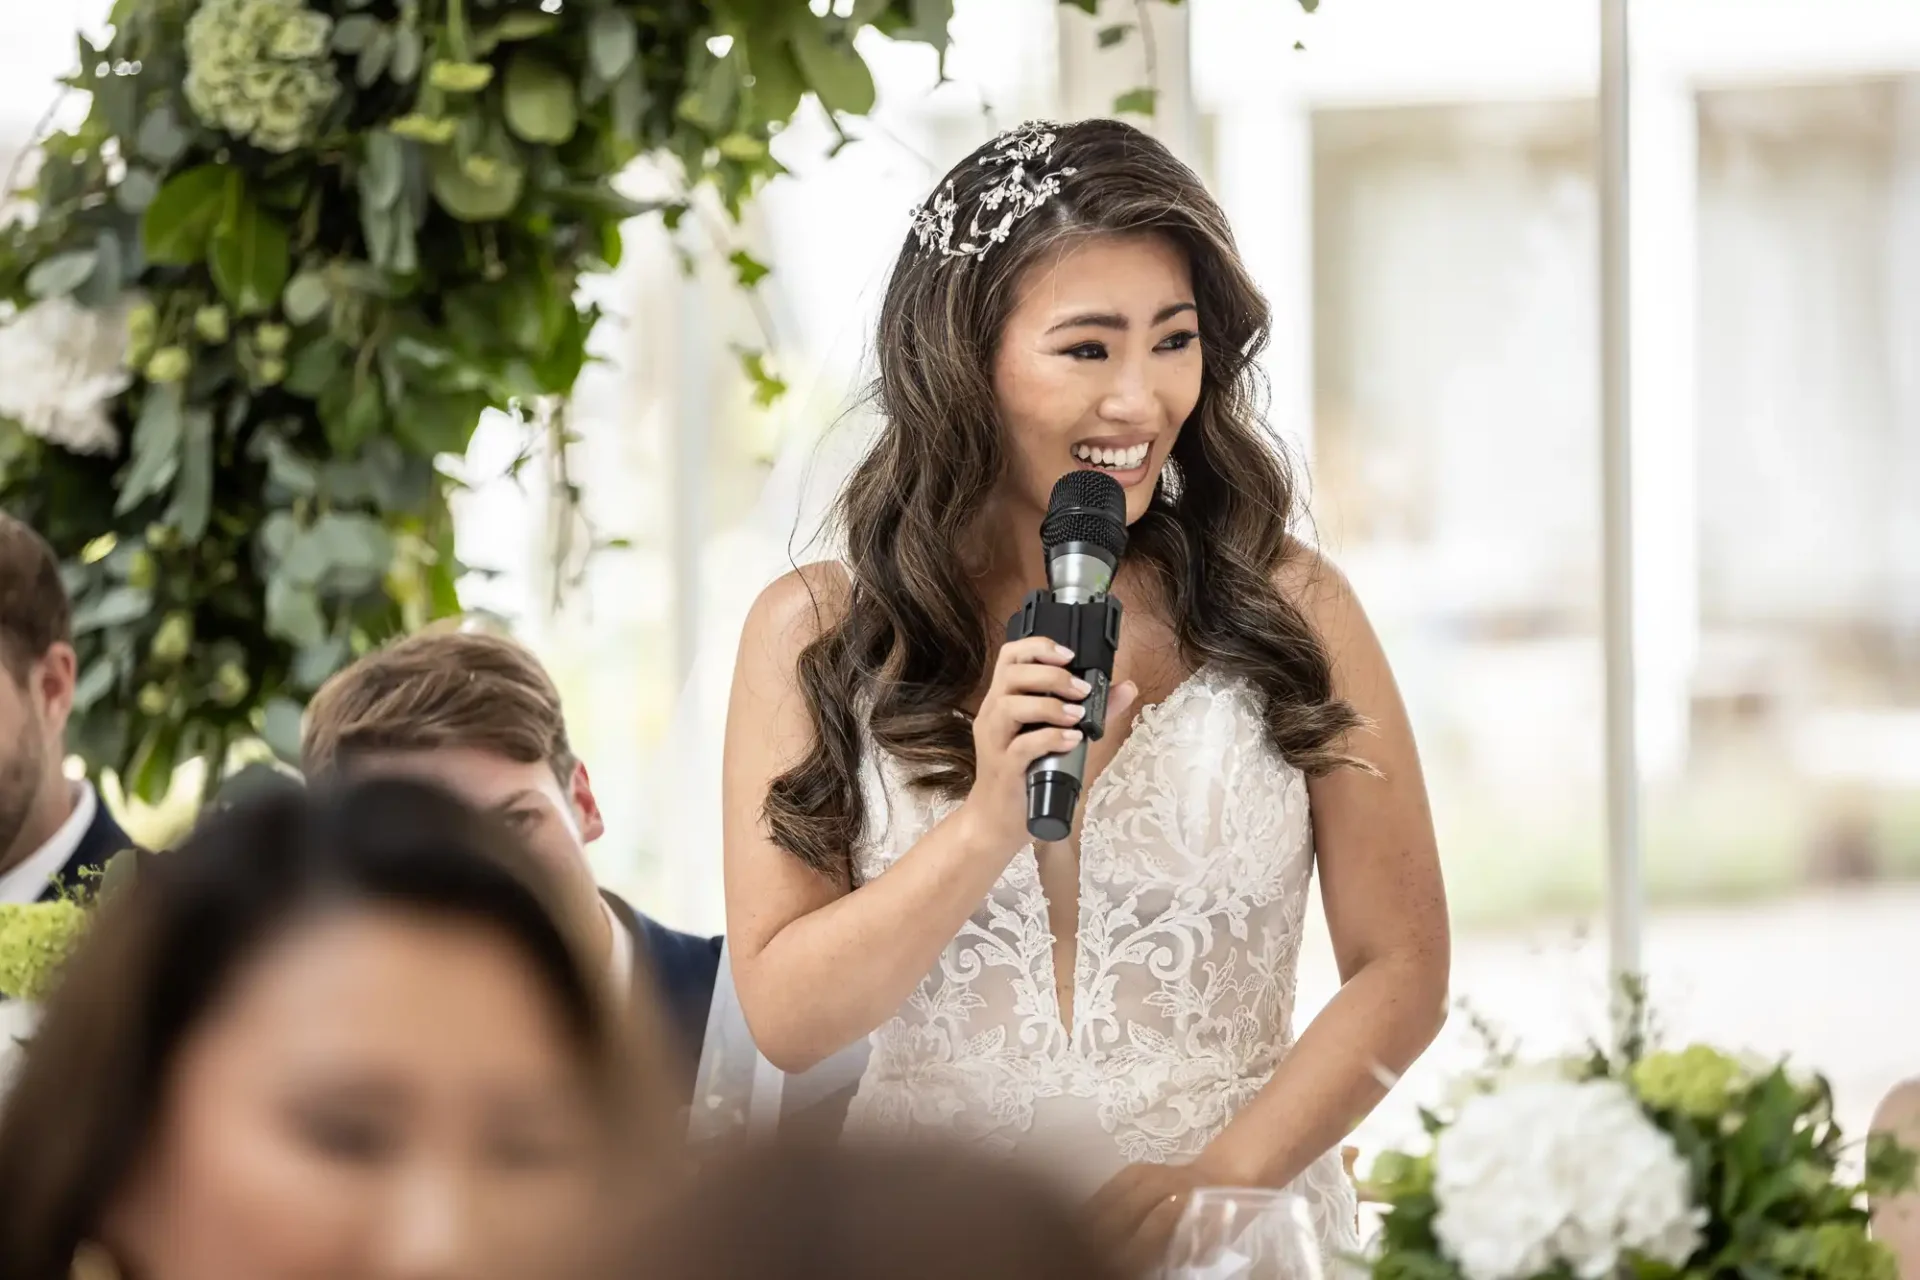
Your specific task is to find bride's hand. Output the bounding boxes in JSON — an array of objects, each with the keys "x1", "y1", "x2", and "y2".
[
  {"x1": 955, "y1": 636, "x2": 1136, "y2": 858},
  {"x1": 1083, "y1": 1162, "x2": 1211, "y2": 1275}
]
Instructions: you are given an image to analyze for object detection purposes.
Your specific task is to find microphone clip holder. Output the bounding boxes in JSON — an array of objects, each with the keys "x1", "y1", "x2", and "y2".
[{"x1": 1005, "y1": 589, "x2": 1124, "y2": 741}]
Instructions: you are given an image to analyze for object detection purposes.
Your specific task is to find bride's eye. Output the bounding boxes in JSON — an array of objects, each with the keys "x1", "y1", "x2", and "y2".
[
  {"x1": 1157, "y1": 329, "x2": 1200, "y2": 353},
  {"x1": 1061, "y1": 341, "x2": 1109, "y2": 361}
]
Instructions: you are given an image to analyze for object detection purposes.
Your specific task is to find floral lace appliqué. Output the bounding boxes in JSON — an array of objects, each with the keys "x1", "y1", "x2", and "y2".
[{"x1": 844, "y1": 669, "x2": 1359, "y2": 1259}]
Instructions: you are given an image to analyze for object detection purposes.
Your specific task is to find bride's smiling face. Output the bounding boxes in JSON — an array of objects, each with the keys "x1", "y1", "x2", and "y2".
[{"x1": 990, "y1": 232, "x2": 1202, "y2": 526}]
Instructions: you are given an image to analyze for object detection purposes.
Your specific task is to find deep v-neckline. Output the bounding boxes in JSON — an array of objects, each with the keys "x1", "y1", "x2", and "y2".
[{"x1": 1029, "y1": 665, "x2": 1213, "y2": 1037}]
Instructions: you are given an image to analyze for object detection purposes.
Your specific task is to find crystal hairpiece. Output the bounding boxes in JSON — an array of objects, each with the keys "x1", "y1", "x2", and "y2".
[{"x1": 909, "y1": 121, "x2": 1078, "y2": 264}]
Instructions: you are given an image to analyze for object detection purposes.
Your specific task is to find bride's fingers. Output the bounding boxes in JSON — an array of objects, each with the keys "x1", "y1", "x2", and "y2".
[
  {"x1": 1123, "y1": 1198, "x2": 1185, "y2": 1275},
  {"x1": 1084, "y1": 1168, "x2": 1157, "y2": 1251}
]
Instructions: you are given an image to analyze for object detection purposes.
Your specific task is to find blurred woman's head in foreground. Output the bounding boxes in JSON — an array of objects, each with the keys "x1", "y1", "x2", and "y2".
[{"x1": 0, "y1": 775, "x2": 670, "y2": 1280}]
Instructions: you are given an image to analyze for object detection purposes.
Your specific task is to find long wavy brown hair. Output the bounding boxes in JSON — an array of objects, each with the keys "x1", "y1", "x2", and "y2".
[{"x1": 765, "y1": 118, "x2": 1362, "y2": 883}]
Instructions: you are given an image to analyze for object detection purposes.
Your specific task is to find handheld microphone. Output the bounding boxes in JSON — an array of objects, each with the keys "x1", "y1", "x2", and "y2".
[{"x1": 1005, "y1": 471, "x2": 1128, "y2": 842}]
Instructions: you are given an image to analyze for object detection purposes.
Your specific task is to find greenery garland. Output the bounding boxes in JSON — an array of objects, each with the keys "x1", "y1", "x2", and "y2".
[{"x1": 0, "y1": 0, "x2": 1311, "y2": 802}]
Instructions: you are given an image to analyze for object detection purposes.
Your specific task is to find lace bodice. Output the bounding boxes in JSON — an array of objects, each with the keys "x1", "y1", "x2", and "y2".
[{"x1": 842, "y1": 666, "x2": 1359, "y2": 1258}]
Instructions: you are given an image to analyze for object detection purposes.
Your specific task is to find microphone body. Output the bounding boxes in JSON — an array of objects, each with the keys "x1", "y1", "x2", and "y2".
[{"x1": 1005, "y1": 473, "x2": 1129, "y2": 842}]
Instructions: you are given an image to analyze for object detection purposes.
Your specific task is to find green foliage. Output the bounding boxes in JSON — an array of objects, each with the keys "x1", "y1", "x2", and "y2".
[
  {"x1": 0, "y1": 0, "x2": 947, "y2": 794},
  {"x1": 1365, "y1": 1031, "x2": 1915, "y2": 1280},
  {"x1": 2, "y1": 0, "x2": 1323, "y2": 797}
]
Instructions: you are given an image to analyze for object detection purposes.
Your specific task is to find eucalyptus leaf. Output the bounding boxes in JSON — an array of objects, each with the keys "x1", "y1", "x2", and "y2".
[
  {"x1": 260, "y1": 695, "x2": 307, "y2": 762},
  {"x1": 278, "y1": 530, "x2": 331, "y2": 586},
  {"x1": 1113, "y1": 87, "x2": 1158, "y2": 116},
  {"x1": 115, "y1": 166, "x2": 160, "y2": 214},
  {"x1": 1097, "y1": 23, "x2": 1133, "y2": 47},
  {"x1": 76, "y1": 232, "x2": 123, "y2": 308},
  {"x1": 363, "y1": 131, "x2": 407, "y2": 210},
  {"x1": 504, "y1": 53, "x2": 578, "y2": 144},
  {"x1": 26, "y1": 249, "x2": 99, "y2": 299},
  {"x1": 331, "y1": 14, "x2": 380, "y2": 53},
  {"x1": 134, "y1": 104, "x2": 192, "y2": 164},
  {"x1": 164, "y1": 408, "x2": 215, "y2": 542},
  {"x1": 72, "y1": 586, "x2": 153, "y2": 635},
  {"x1": 610, "y1": 61, "x2": 647, "y2": 142},
  {"x1": 291, "y1": 636, "x2": 351, "y2": 690},
  {"x1": 389, "y1": 209, "x2": 420, "y2": 274},
  {"x1": 587, "y1": 9, "x2": 638, "y2": 81},
  {"x1": 313, "y1": 511, "x2": 394, "y2": 587},
  {"x1": 261, "y1": 436, "x2": 321, "y2": 496},
  {"x1": 322, "y1": 376, "x2": 384, "y2": 455},
  {"x1": 95, "y1": 71, "x2": 139, "y2": 144},
  {"x1": 358, "y1": 29, "x2": 394, "y2": 87},
  {"x1": 74, "y1": 656, "x2": 118, "y2": 711},
  {"x1": 116, "y1": 385, "x2": 185, "y2": 514},
  {"x1": 788, "y1": 19, "x2": 876, "y2": 116},
  {"x1": 143, "y1": 165, "x2": 230, "y2": 265},
  {"x1": 485, "y1": 11, "x2": 560, "y2": 45},
  {"x1": 429, "y1": 140, "x2": 526, "y2": 221},
  {"x1": 285, "y1": 338, "x2": 347, "y2": 397},
  {"x1": 260, "y1": 510, "x2": 300, "y2": 560},
  {"x1": 208, "y1": 199, "x2": 291, "y2": 316},
  {"x1": 390, "y1": 27, "x2": 424, "y2": 82}
]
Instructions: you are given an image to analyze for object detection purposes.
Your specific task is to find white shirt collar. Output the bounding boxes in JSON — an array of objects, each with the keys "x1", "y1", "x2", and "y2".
[
  {"x1": 0, "y1": 781, "x2": 96, "y2": 906},
  {"x1": 603, "y1": 898, "x2": 634, "y2": 996}
]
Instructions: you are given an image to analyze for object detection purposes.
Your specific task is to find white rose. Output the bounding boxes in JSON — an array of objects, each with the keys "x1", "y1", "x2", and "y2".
[{"x1": 0, "y1": 295, "x2": 133, "y2": 456}]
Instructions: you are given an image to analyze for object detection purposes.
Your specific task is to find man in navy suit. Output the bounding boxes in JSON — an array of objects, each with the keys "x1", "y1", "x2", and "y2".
[
  {"x1": 0, "y1": 515, "x2": 137, "y2": 916},
  {"x1": 300, "y1": 627, "x2": 723, "y2": 1100}
]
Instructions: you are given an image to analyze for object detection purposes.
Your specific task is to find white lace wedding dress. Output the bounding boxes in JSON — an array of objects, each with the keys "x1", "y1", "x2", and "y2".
[{"x1": 840, "y1": 665, "x2": 1359, "y2": 1261}]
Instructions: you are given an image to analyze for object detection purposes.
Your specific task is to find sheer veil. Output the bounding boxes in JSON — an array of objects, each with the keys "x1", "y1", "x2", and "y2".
[{"x1": 670, "y1": 402, "x2": 885, "y2": 1141}]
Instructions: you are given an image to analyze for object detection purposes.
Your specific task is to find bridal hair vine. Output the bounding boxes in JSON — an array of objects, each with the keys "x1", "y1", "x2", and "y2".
[{"x1": 910, "y1": 121, "x2": 1078, "y2": 264}]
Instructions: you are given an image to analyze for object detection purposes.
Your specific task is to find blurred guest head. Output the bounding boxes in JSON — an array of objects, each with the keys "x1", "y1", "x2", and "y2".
[
  {"x1": 300, "y1": 627, "x2": 726, "y2": 1101},
  {"x1": 633, "y1": 1139, "x2": 1126, "y2": 1280},
  {"x1": 301, "y1": 628, "x2": 608, "y2": 954},
  {"x1": 0, "y1": 776, "x2": 670, "y2": 1280},
  {"x1": 0, "y1": 512, "x2": 77, "y2": 875}
]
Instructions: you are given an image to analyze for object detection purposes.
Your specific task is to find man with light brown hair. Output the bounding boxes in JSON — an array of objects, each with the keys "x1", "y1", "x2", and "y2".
[{"x1": 302, "y1": 626, "x2": 722, "y2": 1092}]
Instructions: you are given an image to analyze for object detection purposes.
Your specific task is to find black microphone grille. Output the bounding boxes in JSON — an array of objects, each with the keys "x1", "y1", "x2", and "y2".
[{"x1": 1041, "y1": 470, "x2": 1128, "y2": 559}]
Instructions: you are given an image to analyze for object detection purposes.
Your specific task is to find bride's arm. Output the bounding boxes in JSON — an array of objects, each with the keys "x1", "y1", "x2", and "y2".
[
  {"x1": 722, "y1": 565, "x2": 1100, "y2": 1074},
  {"x1": 1201, "y1": 550, "x2": 1450, "y2": 1184},
  {"x1": 1090, "y1": 550, "x2": 1449, "y2": 1265}
]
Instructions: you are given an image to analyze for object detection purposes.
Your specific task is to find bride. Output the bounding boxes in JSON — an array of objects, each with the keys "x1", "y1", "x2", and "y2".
[{"x1": 720, "y1": 118, "x2": 1449, "y2": 1270}]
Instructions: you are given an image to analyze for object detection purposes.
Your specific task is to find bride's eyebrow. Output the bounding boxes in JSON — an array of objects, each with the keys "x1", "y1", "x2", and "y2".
[{"x1": 1044, "y1": 302, "x2": 1198, "y2": 334}]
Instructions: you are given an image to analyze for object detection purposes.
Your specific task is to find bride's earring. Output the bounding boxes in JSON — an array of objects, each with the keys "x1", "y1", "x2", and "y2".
[{"x1": 70, "y1": 1241, "x2": 121, "y2": 1280}]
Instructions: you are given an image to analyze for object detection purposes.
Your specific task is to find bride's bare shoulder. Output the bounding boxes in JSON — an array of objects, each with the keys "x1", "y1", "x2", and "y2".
[{"x1": 740, "y1": 562, "x2": 855, "y2": 664}]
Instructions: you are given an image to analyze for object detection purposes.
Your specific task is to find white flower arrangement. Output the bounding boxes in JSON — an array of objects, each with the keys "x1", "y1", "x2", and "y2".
[
  {"x1": 1430, "y1": 1077, "x2": 1702, "y2": 1280},
  {"x1": 1366, "y1": 1036, "x2": 1916, "y2": 1280},
  {"x1": 0, "y1": 295, "x2": 133, "y2": 456}
]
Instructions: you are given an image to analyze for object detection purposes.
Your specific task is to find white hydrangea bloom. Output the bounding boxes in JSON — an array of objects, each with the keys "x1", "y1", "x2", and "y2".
[
  {"x1": 1433, "y1": 1077, "x2": 1704, "y2": 1280},
  {"x1": 184, "y1": 0, "x2": 339, "y2": 153},
  {"x1": 0, "y1": 295, "x2": 133, "y2": 456}
]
